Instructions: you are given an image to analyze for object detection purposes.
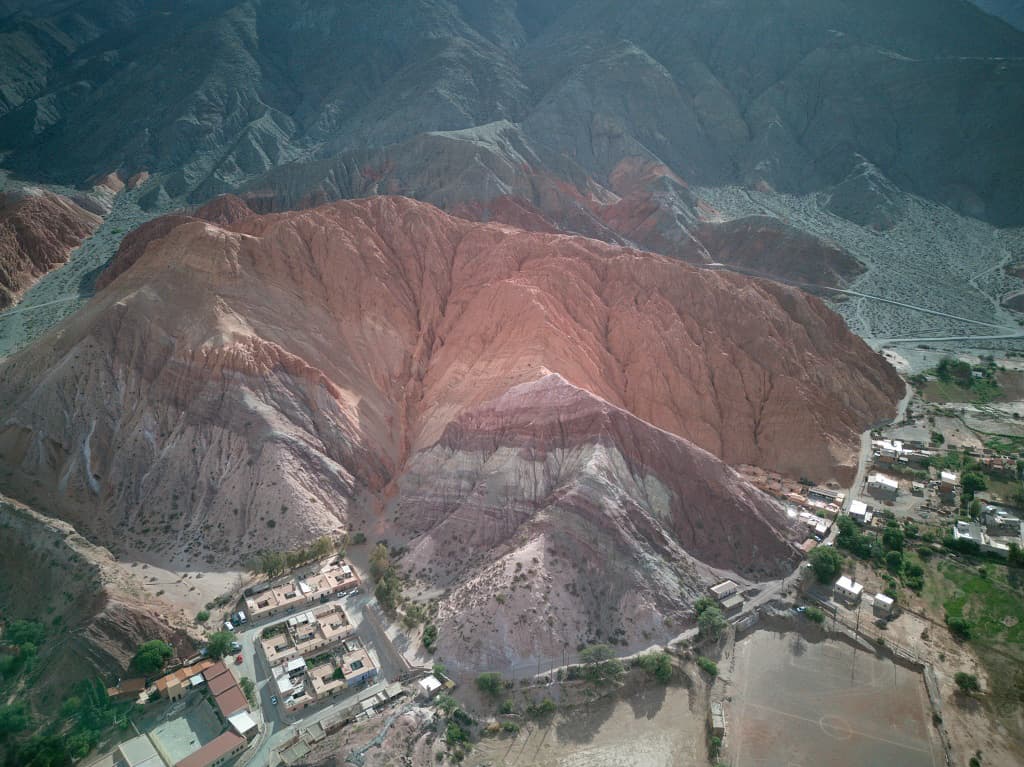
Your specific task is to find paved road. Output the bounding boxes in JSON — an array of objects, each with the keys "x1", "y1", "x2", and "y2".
[{"x1": 701, "y1": 262, "x2": 1017, "y2": 330}]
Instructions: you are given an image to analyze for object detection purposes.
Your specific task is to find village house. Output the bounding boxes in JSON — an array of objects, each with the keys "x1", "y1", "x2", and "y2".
[
  {"x1": 847, "y1": 499, "x2": 873, "y2": 525},
  {"x1": 259, "y1": 603, "x2": 355, "y2": 666},
  {"x1": 834, "y1": 575, "x2": 864, "y2": 605},
  {"x1": 245, "y1": 559, "x2": 361, "y2": 620},
  {"x1": 867, "y1": 473, "x2": 898, "y2": 501}
]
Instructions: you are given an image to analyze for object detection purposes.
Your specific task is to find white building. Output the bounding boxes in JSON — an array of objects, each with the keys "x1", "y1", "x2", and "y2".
[
  {"x1": 834, "y1": 575, "x2": 864, "y2": 604},
  {"x1": 873, "y1": 593, "x2": 894, "y2": 617},
  {"x1": 867, "y1": 473, "x2": 898, "y2": 500},
  {"x1": 847, "y1": 499, "x2": 873, "y2": 525},
  {"x1": 709, "y1": 580, "x2": 738, "y2": 600},
  {"x1": 417, "y1": 675, "x2": 443, "y2": 699}
]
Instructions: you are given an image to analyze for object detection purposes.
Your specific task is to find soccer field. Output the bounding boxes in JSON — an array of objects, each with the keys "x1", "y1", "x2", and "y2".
[{"x1": 729, "y1": 631, "x2": 940, "y2": 767}]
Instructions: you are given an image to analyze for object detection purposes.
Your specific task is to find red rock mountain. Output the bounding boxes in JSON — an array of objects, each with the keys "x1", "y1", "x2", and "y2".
[
  {"x1": 0, "y1": 188, "x2": 101, "y2": 307},
  {"x1": 0, "y1": 196, "x2": 901, "y2": 662}
]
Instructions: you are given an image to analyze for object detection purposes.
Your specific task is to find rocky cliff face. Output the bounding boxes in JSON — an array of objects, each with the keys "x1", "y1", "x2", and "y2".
[
  {"x1": 0, "y1": 198, "x2": 900, "y2": 657},
  {"x1": 0, "y1": 187, "x2": 101, "y2": 307},
  {"x1": 0, "y1": 496, "x2": 193, "y2": 697}
]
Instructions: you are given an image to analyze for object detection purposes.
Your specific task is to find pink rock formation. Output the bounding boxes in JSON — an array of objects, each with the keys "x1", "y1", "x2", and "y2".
[
  {"x1": 0, "y1": 188, "x2": 102, "y2": 307},
  {"x1": 0, "y1": 196, "x2": 901, "y2": 659}
]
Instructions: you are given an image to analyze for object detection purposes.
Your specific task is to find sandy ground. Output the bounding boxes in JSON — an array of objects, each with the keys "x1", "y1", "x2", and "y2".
[{"x1": 725, "y1": 630, "x2": 940, "y2": 767}]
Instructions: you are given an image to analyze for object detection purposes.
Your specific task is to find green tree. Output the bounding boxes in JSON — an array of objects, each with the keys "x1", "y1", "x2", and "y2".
[
  {"x1": 5, "y1": 620, "x2": 46, "y2": 648},
  {"x1": 578, "y1": 644, "x2": 624, "y2": 685},
  {"x1": 698, "y1": 605, "x2": 728, "y2": 641},
  {"x1": 693, "y1": 595, "x2": 717, "y2": 616},
  {"x1": 0, "y1": 702, "x2": 29, "y2": 739},
  {"x1": 131, "y1": 640, "x2": 174, "y2": 674},
  {"x1": 954, "y1": 672, "x2": 980, "y2": 695},
  {"x1": 808, "y1": 546, "x2": 843, "y2": 583},
  {"x1": 369, "y1": 544, "x2": 391, "y2": 581},
  {"x1": 882, "y1": 523, "x2": 905, "y2": 552},
  {"x1": 476, "y1": 672, "x2": 503, "y2": 698},
  {"x1": 248, "y1": 550, "x2": 286, "y2": 579},
  {"x1": 885, "y1": 550, "x2": 904, "y2": 574},
  {"x1": 6, "y1": 735, "x2": 72, "y2": 767},
  {"x1": 422, "y1": 623, "x2": 438, "y2": 652},
  {"x1": 1009, "y1": 542, "x2": 1024, "y2": 568},
  {"x1": 961, "y1": 472, "x2": 987, "y2": 497},
  {"x1": 636, "y1": 652, "x2": 673, "y2": 684},
  {"x1": 205, "y1": 631, "x2": 234, "y2": 661}
]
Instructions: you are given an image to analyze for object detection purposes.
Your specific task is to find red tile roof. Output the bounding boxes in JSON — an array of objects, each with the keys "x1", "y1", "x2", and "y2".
[
  {"x1": 207, "y1": 671, "x2": 237, "y2": 697},
  {"x1": 202, "y1": 661, "x2": 230, "y2": 682},
  {"x1": 174, "y1": 731, "x2": 245, "y2": 767},
  {"x1": 214, "y1": 686, "x2": 248, "y2": 718}
]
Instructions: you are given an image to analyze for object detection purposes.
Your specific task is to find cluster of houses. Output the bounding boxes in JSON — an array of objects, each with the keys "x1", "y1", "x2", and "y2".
[
  {"x1": 244, "y1": 559, "x2": 360, "y2": 621},
  {"x1": 89, "y1": 659, "x2": 256, "y2": 767},
  {"x1": 952, "y1": 505, "x2": 1024, "y2": 558},
  {"x1": 261, "y1": 604, "x2": 378, "y2": 713}
]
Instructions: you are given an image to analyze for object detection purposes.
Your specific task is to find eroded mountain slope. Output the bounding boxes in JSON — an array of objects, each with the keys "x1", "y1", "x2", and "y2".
[{"x1": 0, "y1": 197, "x2": 899, "y2": 569}]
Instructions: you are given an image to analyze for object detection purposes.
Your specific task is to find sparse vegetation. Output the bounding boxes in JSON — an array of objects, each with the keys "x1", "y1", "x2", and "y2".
[
  {"x1": 697, "y1": 656, "x2": 718, "y2": 677},
  {"x1": 525, "y1": 697, "x2": 556, "y2": 719},
  {"x1": 246, "y1": 536, "x2": 336, "y2": 578}
]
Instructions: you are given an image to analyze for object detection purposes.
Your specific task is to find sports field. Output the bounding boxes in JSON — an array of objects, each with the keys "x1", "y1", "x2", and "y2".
[{"x1": 729, "y1": 631, "x2": 940, "y2": 767}]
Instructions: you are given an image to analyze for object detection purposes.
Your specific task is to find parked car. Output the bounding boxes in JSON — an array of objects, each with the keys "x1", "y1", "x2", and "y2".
[
  {"x1": 230, "y1": 641, "x2": 242, "y2": 652},
  {"x1": 223, "y1": 621, "x2": 234, "y2": 632},
  {"x1": 234, "y1": 654, "x2": 243, "y2": 665}
]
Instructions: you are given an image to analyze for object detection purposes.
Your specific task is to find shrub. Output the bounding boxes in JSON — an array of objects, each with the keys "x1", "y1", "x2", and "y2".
[
  {"x1": 239, "y1": 677, "x2": 256, "y2": 704},
  {"x1": 195, "y1": 610, "x2": 210, "y2": 623},
  {"x1": 476, "y1": 672, "x2": 503, "y2": 698},
  {"x1": 697, "y1": 656, "x2": 718, "y2": 677},
  {"x1": 946, "y1": 614, "x2": 972, "y2": 640},
  {"x1": 499, "y1": 699, "x2": 514, "y2": 715},
  {"x1": 804, "y1": 606, "x2": 825, "y2": 624},
  {"x1": 954, "y1": 672, "x2": 980, "y2": 695},
  {"x1": 423, "y1": 623, "x2": 438, "y2": 652},
  {"x1": 500, "y1": 721, "x2": 520, "y2": 733},
  {"x1": 525, "y1": 698, "x2": 556, "y2": 719},
  {"x1": 445, "y1": 721, "x2": 470, "y2": 745}
]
